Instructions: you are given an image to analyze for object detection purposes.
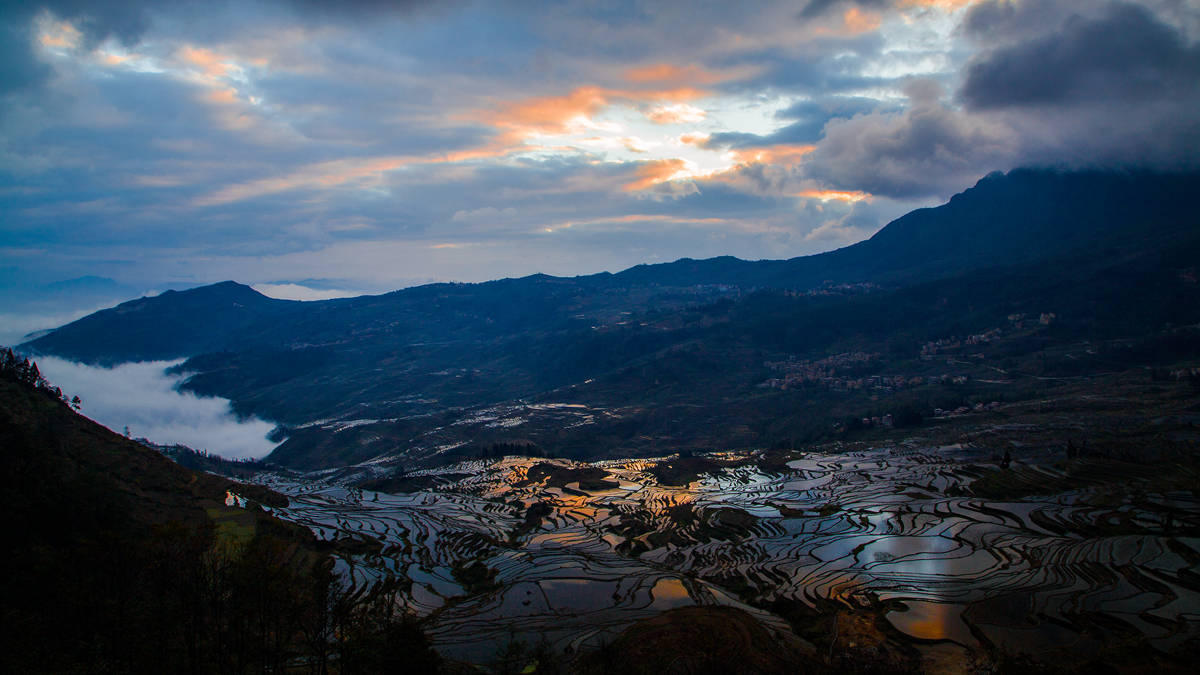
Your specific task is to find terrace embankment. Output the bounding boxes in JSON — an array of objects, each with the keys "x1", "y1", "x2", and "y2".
[{"x1": 248, "y1": 378, "x2": 1200, "y2": 671}]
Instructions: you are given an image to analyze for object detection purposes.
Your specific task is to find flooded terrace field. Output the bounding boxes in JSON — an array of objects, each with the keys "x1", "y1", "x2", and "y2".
[{"x1": 255, "y1": 443, "x2": 1200, "y2": 667}]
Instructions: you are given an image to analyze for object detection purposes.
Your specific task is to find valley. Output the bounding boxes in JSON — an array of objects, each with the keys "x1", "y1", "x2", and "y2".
[
  {"x1": 5, "y1": 0, "x2": 1199, "y2": 669},
  {"x1": 11, "y1": 168, "x2": 1200, "y2": 672},
  {"x1": 240, "y1": 370, "x2": 1200, "y2": 671}
]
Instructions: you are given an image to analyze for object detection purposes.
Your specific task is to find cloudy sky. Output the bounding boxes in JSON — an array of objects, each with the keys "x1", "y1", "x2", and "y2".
[{"x1": 2, "y1": 0, "x2": 1198, "y2": 313}]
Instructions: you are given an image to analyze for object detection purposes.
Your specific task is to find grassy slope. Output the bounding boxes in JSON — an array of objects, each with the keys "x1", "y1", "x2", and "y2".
[{"x1": 0, "y1": 377, "x2": 321, "y2": 671}]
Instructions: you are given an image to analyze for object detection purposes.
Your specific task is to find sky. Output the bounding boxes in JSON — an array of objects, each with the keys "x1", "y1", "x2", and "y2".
[{"x1": 2, "y1": 0, "x2": 1199, "y2": 322}]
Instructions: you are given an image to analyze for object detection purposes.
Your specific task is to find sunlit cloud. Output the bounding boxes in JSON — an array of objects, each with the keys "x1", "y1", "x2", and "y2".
[
  {"x1": 623, "y1": 62, "x2": 736, "y2": 86},
  {"x1": 478, "y1": 85, "x2": 707, "y2": 146},
  {"x1": 35, "y1": 15, "x2": 81, "y2": 50},
  {"x1": 842, "y1": 8, "x2": 883, "y2": 35},
  {"x1": 177, "y1": 45, "x2": 235, "y2": 78},
  {"x1": 645, "y1": 103, "x2": 707, "y2": 125},
  {"x1": 728, "y1": 144, "x2": 817, "y2": 169},
  {"x1": 2, "y1": 0, "x2": 1195, "y2": 307},
  {"x1": 192, "y1": 81, "x2": 724, "y2": 204},
  {"x1": 623, "y1": 158, "x2": 691, "y2": 191},
  {"x1": 796, "y1": 188, "x2": 873, "y2": 203},
  {"x1": 195, "y1": 156, "x2": 411, "y2": 206}
]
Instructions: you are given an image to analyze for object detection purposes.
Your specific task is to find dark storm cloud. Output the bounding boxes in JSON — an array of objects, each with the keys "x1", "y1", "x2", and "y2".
[
  {"x1": 0, "y1": 0, "x2": 167, "y2": 93},
  {"x1": 776, "y1": 96, "x2": 884, "y2": 122},
  {"x1": 960, "y1": 0, "x2": 1083, "y2": 44},
  {"x1": 787, "y1": 1, "x2": 1200, "y2": 199},
  {"x1": 0, "y1": 23, "x2": 50, "y2": 94},
  {"x1": 961, "y1": 1, "x2": 1200, "y2": 109},
  {"x1": 0, "y1": 0, "x2": 154, "y2": 44},
  {"x1": 714, "y1": 27, "x2": 889, "y2": 97},
  {"x1": 802, "y1": 79, "x2": 1017, "y2": 199},
  {"x1": 950, "y1": 0, "x2": 1200, "y2": 172},
  {"x1": 708, "y1": 96, "x2": 893, "y2": 149}
]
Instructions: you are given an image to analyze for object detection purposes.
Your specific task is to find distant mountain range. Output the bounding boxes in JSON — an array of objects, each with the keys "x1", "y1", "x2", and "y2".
[{"x1": 20, "y1": 168, "x2": 1200, "y2": 470}]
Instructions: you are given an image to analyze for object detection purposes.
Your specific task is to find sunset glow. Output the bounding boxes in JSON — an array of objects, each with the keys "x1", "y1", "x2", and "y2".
[{"x1": 2, "y1": 0, "x2": 1196, "y2": 298}]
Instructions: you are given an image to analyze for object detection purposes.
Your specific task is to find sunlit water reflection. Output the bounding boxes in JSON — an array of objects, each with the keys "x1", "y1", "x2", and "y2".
[{"x1": 256, "y1": 445, "x2": 1200, "y2": 661}]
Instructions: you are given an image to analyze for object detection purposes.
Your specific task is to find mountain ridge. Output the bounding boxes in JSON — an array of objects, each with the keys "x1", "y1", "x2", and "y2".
[
  {"x1": 16, "y1": 167, "x2": 1200, "y2": 470},
  {"x1": 21, "y1": 278, "x2": 299, "y2": 364},
  {"x1": 22, "y1": 168, "x2": 1200, "y2": 365}
]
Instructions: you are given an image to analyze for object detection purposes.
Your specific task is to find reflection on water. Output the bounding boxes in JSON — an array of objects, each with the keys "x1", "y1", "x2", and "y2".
[
  {"x1": 256, "y1": 447, "x2": 1200, "y2": 661},
  {"x1": 886, "y1": 601, "x2": 974, "y2": 645},
  {"x1": 650, "y1": 577, "x2": 694, "y2": 610}
]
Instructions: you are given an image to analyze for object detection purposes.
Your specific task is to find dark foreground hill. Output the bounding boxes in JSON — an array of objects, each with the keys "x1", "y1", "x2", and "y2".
[
  {"x1": 19, "y1": 168, "x2": 1200, "y2": 471},
  {"x1": 0, "y1": 356, "x2": 438, "y2": 673}
]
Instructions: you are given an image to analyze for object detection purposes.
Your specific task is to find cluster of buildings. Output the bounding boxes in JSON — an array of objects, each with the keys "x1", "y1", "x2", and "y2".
[
  {"x1": 760, "y1": 351, "x2": 879, "y2": 390},
  {"x1": 760, "y1": 351, "x2": 973, "y2": 392},
  {"x1": 860, "y1": 414, "x2": 894, "y2": 428},
  {"x1": 920, "y1": 313, "x2": 1058, "y2": 359},
  {"x1": 921, "y1": 330, "x2": 1001, "y2": 357},
  {"x1": 776, "y1": 282, "x2": 881, "y2": 298},
  {"x1": 1005, "y1": 312, "x2": 1057, "y2": 330},
  {"x1": 933, "y1": 401, "x2": 1002, "y2": 417}
]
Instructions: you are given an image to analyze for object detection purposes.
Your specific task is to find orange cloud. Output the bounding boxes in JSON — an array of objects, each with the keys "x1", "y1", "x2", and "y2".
[
  {"x1": 480, "y1": 85, "x2": 706, "y2": 143},
  {"x1": 37, "y1": 19, "x2": 81, "y2": 50},
  {"x1": 645, "y1": 103, "x2": 707, "y2": 125},
  {"x1": 728, "y1": 144, "x2": 816, "y2": 168},
  {"x1": 843, "y1": 8, "x2": 882, "y2": 34},
  {"x1": 436, "y1": 145, "x2": 525, "y2": 163},
  {"x1": 621, "y1": 144, "x2": 818, "y2": 193},
  {"x1": 99, "y1": 52, "x2": 129, "y2": 66},
  {"x1": 196, "y1": 156, "x2": 412, "y2": 206},
  {"x1": 491, "y1": 86, "x2": 611, "y2": 134},
  {"x1": 203, "y1": 81, "x2": 714, "y2": 204},
  {"x1": 207, "y1": 87, "x2": 239, "y2": 105},
  {"x1": 624, "y1": 63, "x2": 723, "y2": 86},
  {"x1": 623, "y1": 62, "x2": 764, "y2": 88},
  {"x1": 178, "y1": 46, "x2": 233, "y2": 78},
  {"x1": 197, "y1": 146, "x2": 524, "y2": 206},
  {"x1": 678, "y1": 132, "x2": 711, "y2": 146},
  {"x1": 796, "y1": 188, "x2": 873, "y2": 203},
  {"x1": 624, "y1": 158, "x2": 689, "y2": 192}
]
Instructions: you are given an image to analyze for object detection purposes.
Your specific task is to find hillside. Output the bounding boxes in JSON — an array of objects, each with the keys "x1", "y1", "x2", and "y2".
[
  {"x1": 0, "y1": 355, "x2": 436, "y2": 672},
  {"x1": 614, "y1": 169, "x2": 1200, "y2": 288},
  {"x1": 18, "y1": 168, "x2": 1200, "y2": 470},
  {"x1": 22, "y1": 280, "x2": 301, "y2": 364},
  {"x1": 25, "y1": 170, "x2": 1199, "y2": 366}
]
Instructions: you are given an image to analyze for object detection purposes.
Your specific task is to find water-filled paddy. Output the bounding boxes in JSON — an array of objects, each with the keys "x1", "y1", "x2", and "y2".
[{"x1": 255, "y1": 444, "x2": 1200, "y2": 663}]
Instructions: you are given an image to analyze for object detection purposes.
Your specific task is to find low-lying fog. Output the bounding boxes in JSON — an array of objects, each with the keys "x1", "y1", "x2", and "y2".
[{"x1": 36, "y1": 357, "x2": 278, "y2": 460}]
